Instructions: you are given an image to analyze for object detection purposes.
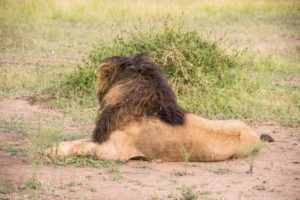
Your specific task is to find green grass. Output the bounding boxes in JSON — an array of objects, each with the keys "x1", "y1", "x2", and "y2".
[
  {"x1": 240, "y1": 145, "x2": 262, "y2": 175},
  {"x1": 1, "y1": 1, "x2": 298, "y2": 125},
  {"x1": 0, "y1": 115, "x2": 29, "y2": 133},
  {"x1": 28, "y1": 128, "x2": 88, "y2": 163},
  {"x1": 179, "y1": 186, "x2": 198, "y2": 200},
  {"x1": 0, "y1": 0, "x2": 299, "y2": 169},
  {"x1": 0, "y1": 3, "x2": 298, "y2": 199},
  {"x1": 0, "y1": 64, "x2": 73, "y2": 98},
  {"x1": 26, "y1": 127, "x2": 126, "y2": 167},
  {"x1": 0, "y1": 143, "x2": 27, "y2": 157},
  {"x1": 45, "y1": 155, "x2": 127, "y2": 168},
  {"x1": 1, "y1": 0, "x2": 298, "y2": 23},
  {"x1": 1, "y1": 0, "x2": 299, "y2": 52},
  {"x1": 106, "y1": 165, "x2": 123, "y2": 181},
  {"x1": 208, "y1": 168, "x2": 231, "y2": 175},
  {"x1": 43, "y1": 24, "x2": 299, "y2": 125},
  {"x1": 23, "y1": 176, "x2": 41, "y2": 191},
  {"x1": 47, "y1": 25, "x2": 245, "y2": 106},
  {"x1": 0, "y1": 179, "x2": 6, "y2": 195}
]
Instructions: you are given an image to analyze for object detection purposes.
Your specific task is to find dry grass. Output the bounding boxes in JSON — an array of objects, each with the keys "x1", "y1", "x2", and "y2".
[
  {"x1": 0, "y1": 0, "x2": 299, "y2": 125},
  {"x1": 0, "y1": 1, "x2": 299, "y2": 180}
]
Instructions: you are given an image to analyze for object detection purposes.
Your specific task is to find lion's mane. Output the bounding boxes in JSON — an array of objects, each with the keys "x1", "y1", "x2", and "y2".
[{"x1": 93, "y1": 53, "x2": 186, "y2": 143}]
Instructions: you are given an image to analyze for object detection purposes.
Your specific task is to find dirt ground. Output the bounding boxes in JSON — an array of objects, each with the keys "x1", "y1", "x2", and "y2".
[{"x1": 0, "y1": 99, "x2": 299, "y2": 200}]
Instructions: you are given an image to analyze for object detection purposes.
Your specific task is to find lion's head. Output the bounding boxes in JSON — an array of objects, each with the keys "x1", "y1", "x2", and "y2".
[{"x1": 93, "y1": 53, "x2": 186, "y2": 143}]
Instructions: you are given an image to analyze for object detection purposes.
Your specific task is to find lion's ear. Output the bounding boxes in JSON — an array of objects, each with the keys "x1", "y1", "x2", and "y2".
[
  {"x1": 119, "y1": 60, "x2": 133, "y2": 71},
  {"x1": 132, "y1": 52, "x2": 149, "y2": 63}
]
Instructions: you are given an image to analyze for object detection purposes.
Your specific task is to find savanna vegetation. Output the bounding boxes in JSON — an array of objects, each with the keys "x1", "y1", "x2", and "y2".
[
  {"x1": 1, "y1": 0, "x2": 299, "y2": 126},
  {"x1": 0, "y1": 0, "x2": 299, "y2": 199}
]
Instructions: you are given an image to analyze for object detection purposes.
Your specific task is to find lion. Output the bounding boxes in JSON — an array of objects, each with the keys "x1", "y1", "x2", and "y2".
[{"x1": 45, "y1": 53, "x2": 262, "y2": 162}]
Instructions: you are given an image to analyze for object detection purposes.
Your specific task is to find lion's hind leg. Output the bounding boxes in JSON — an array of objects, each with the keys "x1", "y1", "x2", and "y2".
[{"x1": 232, "y1": 121, "x2": 262, "y2": 158}]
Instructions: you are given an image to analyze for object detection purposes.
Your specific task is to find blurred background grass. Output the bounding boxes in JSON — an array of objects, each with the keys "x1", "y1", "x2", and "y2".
[{"x1": 0, "y1": 0, "x2": 299, "y2": 126}]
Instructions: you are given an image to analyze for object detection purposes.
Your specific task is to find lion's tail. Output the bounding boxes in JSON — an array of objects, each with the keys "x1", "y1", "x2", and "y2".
[{"x1": 259, "y1": 134, "x2": 275, "y2": 142}]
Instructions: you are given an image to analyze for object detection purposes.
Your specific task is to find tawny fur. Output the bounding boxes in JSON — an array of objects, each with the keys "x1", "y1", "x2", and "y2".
[{"x1": 45, "y1": 53, "x2": 261, "y2": 162}]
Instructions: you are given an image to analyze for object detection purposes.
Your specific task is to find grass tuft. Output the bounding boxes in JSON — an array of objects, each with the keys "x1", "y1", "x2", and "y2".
[
  {"x1": 179, "y1": 186, "x2": 198, "y2": 200},
  {"x1": 28, "y1": 128, "x2": 86, "y2": 164},
  {"x1": 45, "y1": 155, "x2": 127, "y2": 168},
  {"x1": 47, "y1": 25, "x2": 258, "y2": 121},
  {"x1": 43, "y1": 23, "x2": 300, "y2": 126},
  {"x1": 0, "y1": 144, "x2": 27, "y2": 157}
]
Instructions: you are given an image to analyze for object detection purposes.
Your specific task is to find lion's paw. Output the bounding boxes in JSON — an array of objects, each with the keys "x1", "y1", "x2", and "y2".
[
  {"x1": 44, "y1": 145, "x2": 58, "y2": 157},
  {"x1": 44, "y1": 143, "x2": 71, "y2": 157}
]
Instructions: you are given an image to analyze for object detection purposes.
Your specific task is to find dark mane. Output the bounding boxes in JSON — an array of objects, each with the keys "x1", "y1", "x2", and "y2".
[{"x1": 93, "y1": 53, "x2": 186, "y2": 143}]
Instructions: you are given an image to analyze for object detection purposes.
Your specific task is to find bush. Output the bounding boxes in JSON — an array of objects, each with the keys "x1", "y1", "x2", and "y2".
[{"x1": 48, "y1": 26, "x2": 259, "y2": 120}]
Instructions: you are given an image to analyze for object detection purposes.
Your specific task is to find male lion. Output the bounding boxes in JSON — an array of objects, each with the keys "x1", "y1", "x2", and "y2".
[{"x1": 46, "y1": 53, "x2": 261, "y2": 161}]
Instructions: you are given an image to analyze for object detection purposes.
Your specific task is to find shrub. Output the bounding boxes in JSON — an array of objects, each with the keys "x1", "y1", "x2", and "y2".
[{"x1": 48, "y1": 25, "x2": 258, "y2": 119}]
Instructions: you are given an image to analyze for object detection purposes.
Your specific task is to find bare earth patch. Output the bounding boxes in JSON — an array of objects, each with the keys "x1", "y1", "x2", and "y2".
[
  {"x1": 277, "y1": 76, "x2": 300, "y2": 88},
  {"x1": 0, "y1": 99, "x2": 299, "y2": 199}
]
